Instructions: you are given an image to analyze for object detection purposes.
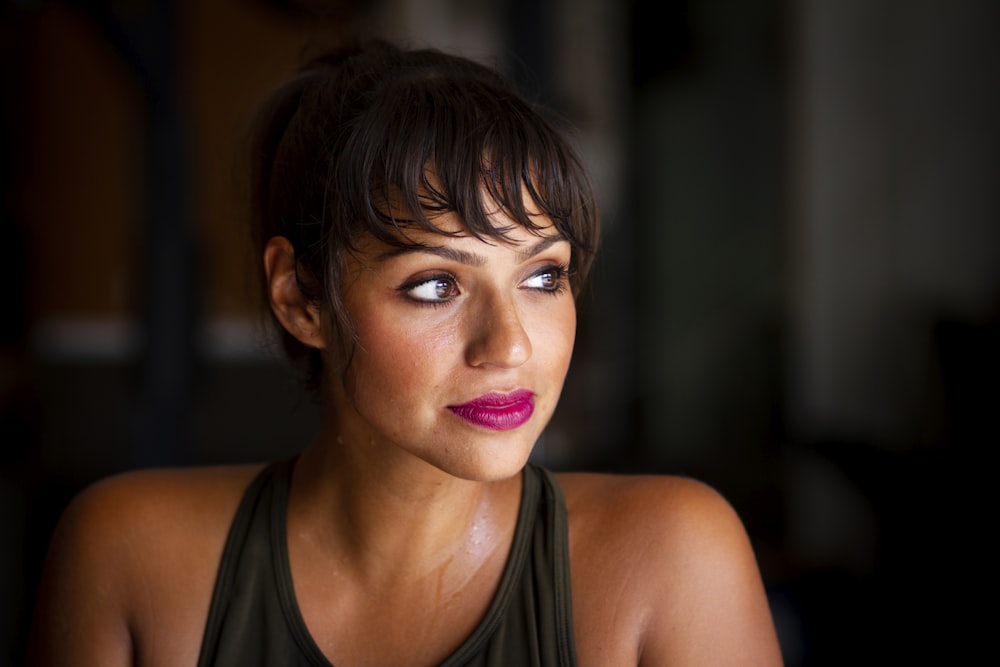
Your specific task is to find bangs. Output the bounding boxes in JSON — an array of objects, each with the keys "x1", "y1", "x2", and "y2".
[{"x1": 331, "y1": 64, "x2": 596, "y2": 263}]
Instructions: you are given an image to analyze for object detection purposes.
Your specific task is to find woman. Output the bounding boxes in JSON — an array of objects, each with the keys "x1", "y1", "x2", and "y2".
[{"x1": 29, "y1": 41, "x2": 783, "y2": 666}]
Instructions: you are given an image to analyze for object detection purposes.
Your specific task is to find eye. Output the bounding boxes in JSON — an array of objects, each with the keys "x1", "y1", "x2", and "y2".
[
  {"x1": 522, "y1": 265, "x2": 569, "y2": 293},
  {"x1": 404, "y1": 275, "x2": 460, "y2": 303}
]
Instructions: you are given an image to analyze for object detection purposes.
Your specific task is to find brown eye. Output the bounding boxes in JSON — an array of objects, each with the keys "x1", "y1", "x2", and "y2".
[
  {"x1": 406, "y1": 276, "x2": 459, "y2": 302},
  {"x1": 522, "y1": 266, "x2": 568, "y2": 293}
]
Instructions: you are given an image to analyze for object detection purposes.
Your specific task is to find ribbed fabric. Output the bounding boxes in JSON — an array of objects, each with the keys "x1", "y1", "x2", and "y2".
[{"x1": 196, "y1": 460, "x2": 577, "y2": 666}]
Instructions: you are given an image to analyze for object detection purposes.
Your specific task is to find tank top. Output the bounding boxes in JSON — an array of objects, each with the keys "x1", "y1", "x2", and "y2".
[{"x1": 196, "y1": 459, "x2": 578, "y2": 666}]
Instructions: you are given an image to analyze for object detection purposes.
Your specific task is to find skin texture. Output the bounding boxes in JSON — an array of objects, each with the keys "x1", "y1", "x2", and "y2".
[
  {"x1": 329, "y1": 217, "x2": 577, "y2": 483},
  {"x1": 27, "y1": 209, "x2": 784, "y2": 667}
]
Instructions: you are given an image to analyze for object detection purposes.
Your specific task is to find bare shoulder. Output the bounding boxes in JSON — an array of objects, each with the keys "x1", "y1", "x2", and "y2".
[
  {"x1": 556, "y1": 472, "x2": 783, "y2": 667},
  {"x1": 28, "y1": 463, "x2": 266, "y2": 667},
  {"x1": 48, "y1": 463, "x2": 266, "y2": 574},
  {"x1": 556, "y1": 472, "x2": 753, "y2": 604},
  {"x1": 557, "y1": 471, "x2": 741, "y2": 542},
  {"x1": 72, "y1": 462, "x2": 266, "y2": 535}
]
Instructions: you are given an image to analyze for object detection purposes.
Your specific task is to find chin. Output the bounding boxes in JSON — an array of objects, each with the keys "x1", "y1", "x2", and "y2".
[{"x1": 429, "y1": 441, "x2": 535, "y2": 484}]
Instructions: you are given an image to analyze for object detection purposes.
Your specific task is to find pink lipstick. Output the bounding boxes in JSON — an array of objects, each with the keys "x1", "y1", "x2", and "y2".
[{"x1": 448, "y1": 389, "x2": 535, "y2": 431}]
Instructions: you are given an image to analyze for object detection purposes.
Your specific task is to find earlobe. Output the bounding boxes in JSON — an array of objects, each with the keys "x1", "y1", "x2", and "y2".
[{"x1": 263, "y1": 236, "x2": 327, "y2": 349}]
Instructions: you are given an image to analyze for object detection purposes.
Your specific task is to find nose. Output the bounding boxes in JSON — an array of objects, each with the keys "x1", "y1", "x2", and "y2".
[{"x1": 464, "y1": 292, "x2": 532, "y2": 368}]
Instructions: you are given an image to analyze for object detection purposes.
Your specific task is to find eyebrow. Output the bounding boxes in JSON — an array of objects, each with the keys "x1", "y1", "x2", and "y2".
[{"x1": 376, "y1": 234, "x2": 566, "y2": 265}]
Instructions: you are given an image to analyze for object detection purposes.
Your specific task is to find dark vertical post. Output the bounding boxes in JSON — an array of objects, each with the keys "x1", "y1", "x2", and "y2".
[
  {"x1": 85, "y1": 0, "x2": 198, "y2": 467},
  {"x1": 503, "y1": 0, "x2": 555, "y2": 103}
]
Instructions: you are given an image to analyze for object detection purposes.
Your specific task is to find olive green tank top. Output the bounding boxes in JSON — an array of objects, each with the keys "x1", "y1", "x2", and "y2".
[{"x1": 196, "y1": 460, "x2": 577, "y2": 666}]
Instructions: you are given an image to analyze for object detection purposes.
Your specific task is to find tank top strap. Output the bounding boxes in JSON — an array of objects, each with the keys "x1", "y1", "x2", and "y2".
[
  {"x1": 197, "y1": 459, "x2": 295, "y2": 667},
  {"x1": 535, "y1": 464, "x2": 578, "y2": 667}
]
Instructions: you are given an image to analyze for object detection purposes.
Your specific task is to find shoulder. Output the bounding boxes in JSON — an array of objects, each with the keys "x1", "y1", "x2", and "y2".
[
  {"x1": 556, "y1": 472, "x2": 751, "y2": 579},
  {"x1": 557, "y1": 471, "x2": 739, "y2": 541},
  {"x1": 28, "y1": 463, "x2": 266, "y2": 666},
  {"x1": 556, "y1": 472, "x2": 752, "y2": 597},
  {"x1": 50, "y1": 463, "x2": 265, "y2": 570},
  {"x1": 556, "y1": 472, "x2": 783, "y2": 666},
  {"x1": 77, "y1": 462, "x2": 266, "y2": 529}
]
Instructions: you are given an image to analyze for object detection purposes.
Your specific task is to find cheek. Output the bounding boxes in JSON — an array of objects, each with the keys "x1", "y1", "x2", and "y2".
[
  {"x1": 534, "y1": 301, "x2": 577, "y2": 366},
  {"x1": 349, "y1": 313, "x2": 461, "y2": 402},
  {"x1": 512, "y1": 304, "x2": 576, "y2": 404}
]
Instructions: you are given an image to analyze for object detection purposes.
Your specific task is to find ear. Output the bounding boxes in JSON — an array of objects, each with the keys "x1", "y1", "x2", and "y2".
[{"x1": 264, "y1": 236, "x2": 326, "y2": 349}]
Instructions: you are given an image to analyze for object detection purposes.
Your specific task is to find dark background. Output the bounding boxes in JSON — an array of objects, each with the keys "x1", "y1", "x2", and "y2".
[{"x1": 2, "y1": 0, "x2": 998, "y2": 665}]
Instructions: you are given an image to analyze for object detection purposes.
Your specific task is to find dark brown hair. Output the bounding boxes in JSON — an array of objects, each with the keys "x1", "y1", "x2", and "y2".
[{"x1": 249, "y1": 40, "x2": 600, "y2": 393}]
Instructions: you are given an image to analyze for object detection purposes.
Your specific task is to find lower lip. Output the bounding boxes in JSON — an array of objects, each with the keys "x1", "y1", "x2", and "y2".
[{"x1": 448, "y1": 391, "x2": 535, "y2": 431}]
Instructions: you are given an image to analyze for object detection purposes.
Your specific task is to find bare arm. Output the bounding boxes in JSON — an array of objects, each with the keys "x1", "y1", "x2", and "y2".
[
  {"x1": 27, "y1": 478, "x2": 136, "y2": 666},
  {"x1": 562, "y1": 472, "x2": 783, "y2": 666},
  {"x1": 637, "y1": 478, "x2": 783, "y2": 666},
  {"x1": 27, "y1": 464, "x2": 259, "y2": 667}
]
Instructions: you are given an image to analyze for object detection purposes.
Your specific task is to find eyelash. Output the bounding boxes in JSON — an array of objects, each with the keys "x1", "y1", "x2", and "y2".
[
  {"x1": 526, "y1": 264, "x2": 572, "y2": 296},
  {"x1": 400, "y1": 274, "x2": 459, "y2": 307},
  {"x1": 399, "y1": 264, "x2": 571, "y2": 306}
]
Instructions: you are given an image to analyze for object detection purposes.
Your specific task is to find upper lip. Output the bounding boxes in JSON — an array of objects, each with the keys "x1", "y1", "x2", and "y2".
[{"x1": 449, "y1": 389, "x2": 534, "y2": 409}]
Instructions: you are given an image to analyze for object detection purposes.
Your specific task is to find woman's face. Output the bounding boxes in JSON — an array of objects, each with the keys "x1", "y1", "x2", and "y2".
[{"x1": 327, "y1": 209, "x2": 576, "y2": 482}]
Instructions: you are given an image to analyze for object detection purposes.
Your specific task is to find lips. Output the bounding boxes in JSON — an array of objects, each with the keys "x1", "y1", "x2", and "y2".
[{"x1": 447, "y1": 389, "x2": 535, "y2": 431}]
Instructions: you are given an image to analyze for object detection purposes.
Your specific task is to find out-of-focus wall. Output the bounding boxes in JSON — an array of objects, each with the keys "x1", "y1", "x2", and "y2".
[{"x1": 781, "y1": 2, "x2": 999, "y2": 661}]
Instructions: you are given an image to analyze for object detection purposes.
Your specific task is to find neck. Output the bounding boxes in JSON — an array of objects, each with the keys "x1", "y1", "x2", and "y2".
[{"x1": 287, "y1": 415, "x2": 522, "y2": 586}]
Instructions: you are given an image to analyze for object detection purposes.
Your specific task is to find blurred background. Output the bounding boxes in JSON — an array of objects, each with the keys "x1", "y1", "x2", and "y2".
[{"x1": 1, "y1": 0, "x2": 998, "y2": 664}]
